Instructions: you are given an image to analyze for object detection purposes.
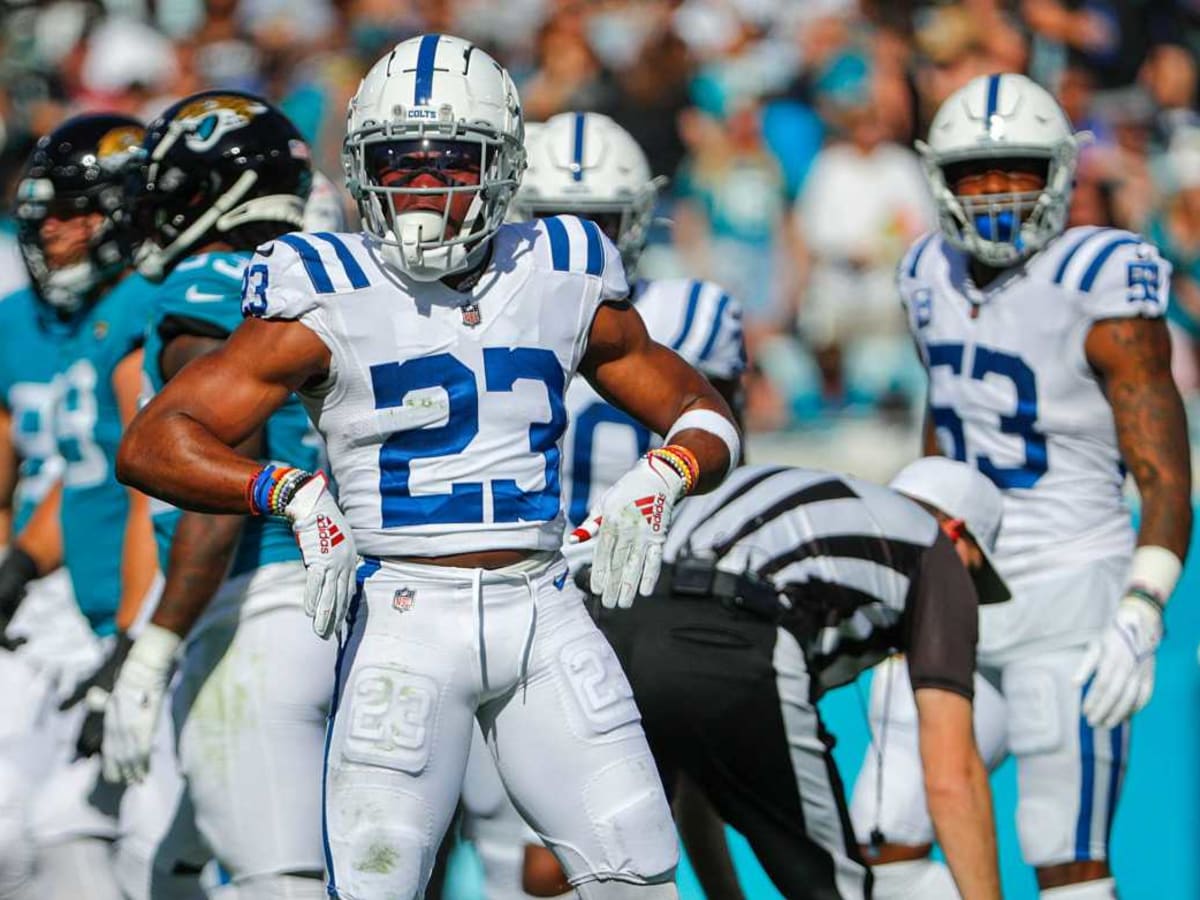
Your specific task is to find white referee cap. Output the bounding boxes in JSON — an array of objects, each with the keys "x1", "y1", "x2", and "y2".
[{"x1": 890, "y1": 457, "x2": 1010, "y2": 605}]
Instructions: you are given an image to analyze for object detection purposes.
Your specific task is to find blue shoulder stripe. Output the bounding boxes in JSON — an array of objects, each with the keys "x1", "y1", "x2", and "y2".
[
  {"x1": 277, "y1": 234, "x2": 333, "y2": 294},
  {"x1": 312, "y1": 233, "x2": 369, "y2": 289},
  {"x1": 1078, "y1": 236, "x2": 1139, "y2": 292},
  {"x1": 671, "y1": 281, "x2": 703, "y2": 350},
  {"x1": 580, "y1": 218, "x2": 603, "y2": 277},
  {"x1": 1052, "y1": 229, "x2": 1101, "y2": 285},
  {"x1": 698, "y1": 293, "x2": 732, "y2": 362},
  {"x1": 414, "y1": 34, "x2": 440, "y2": 106},
  {"x1": 907, "y1": 233, "x2": 935, "y2": 278},
  {"x1": 543, "y1": 217, "x2": 571, "y2": 272}
]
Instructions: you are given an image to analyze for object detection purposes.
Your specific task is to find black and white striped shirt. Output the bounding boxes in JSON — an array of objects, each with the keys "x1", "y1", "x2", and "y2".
[{"x1": 666, "y1": 465, "x2": 978, "y2": 696}]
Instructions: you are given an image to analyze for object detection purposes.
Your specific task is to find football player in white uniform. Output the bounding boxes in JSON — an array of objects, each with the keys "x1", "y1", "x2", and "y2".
[
  {"x1": 116, "y1": 34, "x2": 740, "y2": 900},
  {"x1": 460, "y1": 111, "x2": 747, "y2": 900},
  {"x1": 849, "y1": 73, "x2": 1192, "y2": 900}
]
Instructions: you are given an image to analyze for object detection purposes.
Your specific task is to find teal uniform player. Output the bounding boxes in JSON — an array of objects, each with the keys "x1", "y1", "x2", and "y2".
[
  {"x1": 142, "y1": 251, "x2": 320, "y2": 577},
  {"x1": 0, "y1": 275, "x2": 156, "y2": 637},
  {"x1": 49, "y1": 272, "x2": 157, "y2": 635},
  {"x1": 0, "y1": 287, "x2": 66, "y2": 535}
]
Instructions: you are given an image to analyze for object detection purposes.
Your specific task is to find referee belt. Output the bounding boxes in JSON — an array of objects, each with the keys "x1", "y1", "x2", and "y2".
[{"x1": 648, "y1": 559, "x2": 786, "y2": 623}]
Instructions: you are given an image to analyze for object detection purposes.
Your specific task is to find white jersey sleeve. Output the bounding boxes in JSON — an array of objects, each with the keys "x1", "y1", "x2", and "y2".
[
  {"x1": 527, "y1": 215, "x2": 629, "y2": 374},
  {"x1": 646, "y1": 279, "x2": 746, "y2": 380},
  {"x1": 1057, "y1": 230, "x2": 1171, "y2": 323},
  {"x1": 240, "y1": 231, "x2": 373, "y2": 351},
  {"x1": 897, "y1": 232, "x2": 938, "y2": 363}
]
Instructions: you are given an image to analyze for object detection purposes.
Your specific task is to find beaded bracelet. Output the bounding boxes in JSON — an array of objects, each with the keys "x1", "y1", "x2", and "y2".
[
  {"x1": 246, "y1": 464, "x2": 316, "y2": 517},
  {"x1": 647, "y1": 444, "x2": 700, "y2": 494}
]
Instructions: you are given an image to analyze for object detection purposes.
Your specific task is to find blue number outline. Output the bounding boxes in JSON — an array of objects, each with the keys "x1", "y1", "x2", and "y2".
[
  {"x1": 370, "y1": 348, "x2": 568, "y2": 526},
  {"x1": 927, "y1": 341, "x2": 1046, "y2": 489},
  {"x1": 370, "y1": 354, "x2": 482, "y2": 527},
  {"x1": 483, "y1": 347, "x2": 567, "y2": 523}
]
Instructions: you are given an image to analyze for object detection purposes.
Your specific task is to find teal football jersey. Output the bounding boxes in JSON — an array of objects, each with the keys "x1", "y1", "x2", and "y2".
[
  {"x1": 0, "y1": 288, "x2": 65, "y2": 532},
  {"x1": 53, "y1": 272, "x2": 157, "y2": 635},
  {"x1": 143, "y1": 251, "x2": 319, "y2": 577}
]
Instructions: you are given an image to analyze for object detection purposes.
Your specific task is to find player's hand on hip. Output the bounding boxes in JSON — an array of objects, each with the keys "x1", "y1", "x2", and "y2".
[
  {"x1": 1074, "y1": 594, "x2": 1163, "y2": 729},
  {"x1": 286, "y1": 473, "x2": 358, "y2": 640},
  {"x1": 568, "y1": 451, "x2": 688, "y2": 609},
  {"x1": 102, "y1": 624, "x2": 180, "y2": 784}
]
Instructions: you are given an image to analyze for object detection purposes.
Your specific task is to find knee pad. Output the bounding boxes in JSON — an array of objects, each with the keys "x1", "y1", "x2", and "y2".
[
  {"x1": 330, "y1": 822, "x2": 428, "y2": 900},
  {"x1": 574, "y1": 879, "x2": 678, "y2": 899},
  {"x1": 869, "y1": 859, "x2": 959, "y2": 900},
  {"x1": 1040, "y1": 878, "x2": 1116, "y2": 899},
  {"x1": 558, "y1": 754, "x2": 676, "y2": 884}
]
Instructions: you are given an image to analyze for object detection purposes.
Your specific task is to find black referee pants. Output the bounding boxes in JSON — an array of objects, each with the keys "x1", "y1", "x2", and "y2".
[{"x1": 597, "y1": 597, "x2": 872, "y2": 900}]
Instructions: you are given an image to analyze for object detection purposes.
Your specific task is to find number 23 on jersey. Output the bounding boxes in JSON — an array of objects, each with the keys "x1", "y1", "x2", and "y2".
[{"x1": 371, "y1": 347, "x2": 567, "y2": 527}]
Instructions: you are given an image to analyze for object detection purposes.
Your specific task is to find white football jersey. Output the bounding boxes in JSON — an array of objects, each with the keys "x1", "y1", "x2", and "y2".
[
  {"x1": 561, "y1": 277, "x2": 745, "y2": 527},
  {"x1": 243, "y1": 215, "x2": 627, "y2": 557},
  {"x1": 903, "y1": 225, "x2": 1169, "y2": 581}
]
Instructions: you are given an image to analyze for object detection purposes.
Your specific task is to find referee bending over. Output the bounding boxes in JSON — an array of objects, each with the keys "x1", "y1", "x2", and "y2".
[{"x1": 596, "y1": 459, "x2": 1008, "y2": 900}]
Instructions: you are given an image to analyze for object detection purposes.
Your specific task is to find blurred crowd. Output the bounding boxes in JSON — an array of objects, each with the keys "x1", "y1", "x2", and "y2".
[{"x1": 6, "y1": 0, "x2": 1200, "y2": 433}]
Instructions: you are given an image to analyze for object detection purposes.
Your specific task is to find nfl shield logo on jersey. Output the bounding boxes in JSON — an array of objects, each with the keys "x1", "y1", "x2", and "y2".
[
  {"x1": 460, "y1": 302, "x2": 482, "y2": 327},
  {"x1": 393, "y1": 587, "x2": 416, "y2": 613}
]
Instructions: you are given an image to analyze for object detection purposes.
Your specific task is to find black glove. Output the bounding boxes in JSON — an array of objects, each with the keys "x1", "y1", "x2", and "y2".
[
  {"x1": 0, "y1": 547, "x2": 38, "y2": 649},
  {"x1": 59, "y1": 632, "x2": 134, "y2": 759}
]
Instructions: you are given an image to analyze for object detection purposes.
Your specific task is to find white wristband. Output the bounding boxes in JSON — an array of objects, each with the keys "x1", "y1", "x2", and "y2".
[
  {"x1": 1126, "y1": 545, "x2": 1183, "y2": 609},
  {"x1": 665, "y1": 408, "x2": 741, "y2": 478},
  {"x1": 129, "y1": 623, "x2": 183, "y2": 674}
]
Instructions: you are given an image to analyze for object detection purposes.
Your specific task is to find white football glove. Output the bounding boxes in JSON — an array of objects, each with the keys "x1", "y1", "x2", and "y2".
[
  {"x1": 568, "y1": 454, "x2": 688, "y2": 609},
  {"x1": 101, "y1": 624, "x2": 180, "y2": 784},
  {"x1": 1073, "y1": 594, "x2": 1163, "y2": 729},
  {"x1": 287, "y1": 473, "x2": 358, "y2": 640}
]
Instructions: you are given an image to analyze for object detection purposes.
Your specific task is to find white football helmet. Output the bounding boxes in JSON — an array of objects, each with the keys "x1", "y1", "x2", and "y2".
[
  {"x1": 510, "y1": 112, "x2": 665, "y2": 276},
  {"x1": 342, "y1": 34, "x2": 525, "y2": 281},
  {"x1": 919, "y1": 73, "x2": 1086, "y2": 268}
]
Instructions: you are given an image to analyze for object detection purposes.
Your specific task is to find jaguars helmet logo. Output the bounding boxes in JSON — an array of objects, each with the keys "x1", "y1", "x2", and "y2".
[
  {"x1": 96, "y1": 126, "x2": 144, "y2": 165},
  {"x1": 175, "y1": 95, "x2": 268, "y2": 153}
]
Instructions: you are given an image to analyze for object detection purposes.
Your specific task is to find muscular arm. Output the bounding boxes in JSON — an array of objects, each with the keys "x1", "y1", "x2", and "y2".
[
  {"x1": 114, "y1": 349, "x2": 160, "y2": 631},
  {"x1": 116, "y1": 317, "x2": 330, "y2": 513},
  {"x1": 579, "y1": 301, "x2": 737, "y2": 492},
  {"x1": 147, "y1": 332, "x2": 265, "y2": 639},
  {"x1": 913, "y1": 687, "x2": 1000, "y2": 900},
  {"x1": 1085, "y1": 317, "x2": 1192, "y2": 559}
]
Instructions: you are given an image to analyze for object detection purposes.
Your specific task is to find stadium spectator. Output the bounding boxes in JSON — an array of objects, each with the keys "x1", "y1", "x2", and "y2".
[{"x1": 791, "y1": 51, "x2": 934, "y2": 412}]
